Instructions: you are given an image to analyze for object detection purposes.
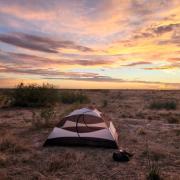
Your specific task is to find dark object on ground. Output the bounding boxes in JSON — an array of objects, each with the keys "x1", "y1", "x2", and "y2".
[{"x1": 113, "y1": 150, "x2": 133, "y2": 162}]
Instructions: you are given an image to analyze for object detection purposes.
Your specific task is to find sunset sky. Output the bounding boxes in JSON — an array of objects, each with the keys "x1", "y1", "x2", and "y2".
[{"x1": 0, "y1": 0, "x2": 180, "y2": 89}]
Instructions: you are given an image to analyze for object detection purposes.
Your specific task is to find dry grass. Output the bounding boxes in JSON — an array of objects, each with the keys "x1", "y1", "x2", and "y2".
[
  {"x1": 147, "y1": 163, "x2": 161, "y2": 180},
  {"x1": 44, "y1": 152, "x2": 82, "y2": 173},
  {"x1": 174, "y1": 129, "x2": 180, "y2": 136},
  {"x1": 137, "y1": 128, "x2": 146, "y2": 135},
  {"x1": 0, "y1": 90, "x2": 179, "y2": 179},
  {"x1": 23, "y1": 107, "x2": 57, "y2": 129},
  {"x1": 167, "y1": 116, "x2": 179, "y2": 124},
  {"x1": 0, "y1": 153, "x2": 7, "y2": 168},
  {"x1": 0, "y1": 134, "x2": 29, "y2": 153}
]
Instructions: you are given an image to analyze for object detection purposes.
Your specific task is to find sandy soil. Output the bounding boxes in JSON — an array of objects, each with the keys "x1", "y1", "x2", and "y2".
[{"x1": 0, "y1": 90, "x2": 180, "y2": 180}]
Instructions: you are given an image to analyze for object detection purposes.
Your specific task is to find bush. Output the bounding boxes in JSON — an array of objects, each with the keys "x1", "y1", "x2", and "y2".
[
  {"x1": 102, "y1": 100, "x2": 108, "y2": 107},
  {"x1": 0, "y1": 94, "x2": 12, "y2": 108},
  {"x1": 12, "y1": 83, "x2": 59, "y2": 107},
  {"x1": 60, "y1": 91, "x2": 89, "y2": 104},
  {"x1": 31, "y1": 107, "x2": 56, "y2": 129},
  {"x1": 150, "y1": 100, "x2": 177, "y2": 110},
  {"x1": 174, "y1": 129, "x2": 180, "y2": 136}
]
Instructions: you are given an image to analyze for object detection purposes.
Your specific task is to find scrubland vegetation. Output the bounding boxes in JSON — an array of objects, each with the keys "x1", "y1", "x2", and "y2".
[
  {"x1": 150, "y1": 100, "x2": 177, "y2": 110},
  {"x1": 60, "y1": 91, "x2": 90, "y2": 104},
  {"x1": 0, "y1": 88, "x2": 179, "y2": 179},
  {"x1": 12, "y1": 83, "x2": 59, "y2": 107},
  {"x1": 0, "y1": 83, "x2": 90, "y2": 108}
]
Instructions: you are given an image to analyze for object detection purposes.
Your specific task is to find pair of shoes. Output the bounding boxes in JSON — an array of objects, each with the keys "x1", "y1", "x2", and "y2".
[{"x1": 113, "y1": 149, "x2": 133, "y2": 162}]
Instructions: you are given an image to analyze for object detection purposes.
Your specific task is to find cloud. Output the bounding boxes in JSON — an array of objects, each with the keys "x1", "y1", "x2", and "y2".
[
  {"x1": 0, "y1": 32, "x2": 93, "y2": 53},
  {"x1": 0, "y1": 64, "x2": 108, "y2": 79},
  {"x1": 153, "y1": 23, "x2": 180, "y2": 35},
  {"x1": 0, "y1": 50, "x2": 115, "y2": 67},
  {"x1": 44, "y1": 76, "x2": 123, "y2": 82},
  {"x1": 158, "y1": 32, "x2": 180, "y2": 46},
  {"x1": 132, "y1": 23, "x2": 180, "y2": 41},
  {"x1": 133, "y1": 32, "x2": 154, "y2": 39},
  {"x1": 0, "y1": 0, "x2": 129, "y2": 38},
  {"x1": 143, "y1": 64, "x2": 180, "y2": 70},
  {"x1": 167, "y1": 57, "x2": 180, "y2": 62},
  {"x1": 123, "y1": 61, "x2": 152, "y2": 67},
  {"x1": 143, "y1": 66, "x2": 174, "y2": 70},
  {"x1": 43, "y1": 76, "x2": 180, "y2": 89}
]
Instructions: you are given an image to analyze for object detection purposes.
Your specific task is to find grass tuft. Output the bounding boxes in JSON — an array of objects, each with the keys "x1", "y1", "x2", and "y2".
[
  {"x1": 150, "y1": 100, "x2": 177, "y2": 110},
  {"x1": 102, "y1": 100, "x2": 108, "y2": 107},
  {"x1": 145, "y1": 141, "x2": 162, "y2": 180},
  {"x1": 167, "y1": 116, "x2": 179, "y2": 124},
  {"x1": 137, "y1": 128, "x2": 146, "y2": 135},
  {"x1": 31, "y1": 107, "x2": 56, "y2": 129},
  {"x1": 174, "y1": 129, "x2": 180, "y2": 136},
  {"x1": 0, "y1": 153, "x2": 7, "y2": 167},
  {"x1": 147, "y1": 163, "x2": 161, "y2": 180}
]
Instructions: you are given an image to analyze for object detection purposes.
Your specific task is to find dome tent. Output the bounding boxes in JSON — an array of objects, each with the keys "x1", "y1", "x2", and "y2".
[{"x1": 44, "y1": 107, "x2": 118, "y2": 148}]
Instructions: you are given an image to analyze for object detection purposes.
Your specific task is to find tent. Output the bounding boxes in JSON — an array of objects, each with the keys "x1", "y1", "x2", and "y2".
[{"x1": 44, "y1": 107, "x2": 118, "y2": 148}]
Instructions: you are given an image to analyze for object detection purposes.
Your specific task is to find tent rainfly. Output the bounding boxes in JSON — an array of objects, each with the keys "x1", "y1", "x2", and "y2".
[{"x1": 44, "y1": 108, "x2": 119, "y2": 148}]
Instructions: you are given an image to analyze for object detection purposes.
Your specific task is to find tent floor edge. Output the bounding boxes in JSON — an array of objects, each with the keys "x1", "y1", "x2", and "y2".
[{"x1": 43, "y1": 137, "x2": 118, "y2": 149}]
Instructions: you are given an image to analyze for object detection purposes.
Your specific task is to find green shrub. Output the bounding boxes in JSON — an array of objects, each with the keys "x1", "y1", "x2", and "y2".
[
  {"x1": 174, "y1": 129, "x2": 180, "y2": 136},
  {"x1": 150, "y1": 100, "x2": 177, "y2": 110},
  {"x1": 60, "y1": 91, "x2": 89, "y2": 104},
  {"x1": 12, "y1": 83, "x2": 59, "y2": 107},
  {"x1": 40, "y1": 107, "x2": 56, "y2": 127},
  {"x1": 102, "y1": 100, "x2": 108, "y2": 107}
]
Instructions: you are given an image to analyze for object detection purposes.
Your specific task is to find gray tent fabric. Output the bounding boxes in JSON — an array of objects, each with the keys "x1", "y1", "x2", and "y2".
[{"x1": 44, "y1": 108, "x2": 118, "y2": 148}]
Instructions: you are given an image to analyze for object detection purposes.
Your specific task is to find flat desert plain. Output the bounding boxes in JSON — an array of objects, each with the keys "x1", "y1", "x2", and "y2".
[{"x1": 0, "y1": 90, "x2": 179, "y2": 180}]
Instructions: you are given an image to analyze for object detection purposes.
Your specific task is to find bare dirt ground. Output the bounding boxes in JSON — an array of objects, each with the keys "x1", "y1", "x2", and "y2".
[{"x1": 0, "y1": 90, "x2": 180, "y2": 180}]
